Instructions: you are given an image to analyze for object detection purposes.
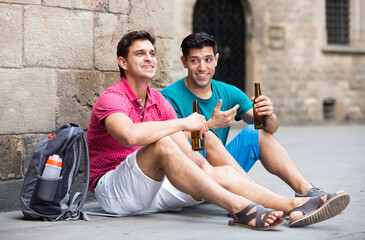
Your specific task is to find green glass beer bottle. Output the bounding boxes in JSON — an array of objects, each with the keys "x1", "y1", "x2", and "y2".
[
  {"x1": 191, "y1": 100, "x2": 205, "y2": 151},
  {"x1": 253, "y1": 83, "x2": 265, "y2": 129}
]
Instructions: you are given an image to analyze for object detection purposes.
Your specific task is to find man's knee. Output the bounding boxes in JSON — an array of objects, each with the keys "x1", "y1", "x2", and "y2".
[
  {"x1": 213, "y1": 165, "x2": 236, "y2": 182},
  {"x1": 137, "y1": 136, "x2": 180, "y2": 179},
  {"x1": 258, "y1": 129, "x2": 275, "y2": 145},
  {"x1": 151, "y1": 136, "x2": 178, "y2": 156},
  {"x1": 205, "y1": 130, "x2": 223, "y2": 146}
]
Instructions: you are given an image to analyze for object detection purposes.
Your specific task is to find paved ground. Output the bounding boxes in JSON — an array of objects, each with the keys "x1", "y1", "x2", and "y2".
[{"x1": 1, "y1": 124, "x2": 364, "y2": 240}]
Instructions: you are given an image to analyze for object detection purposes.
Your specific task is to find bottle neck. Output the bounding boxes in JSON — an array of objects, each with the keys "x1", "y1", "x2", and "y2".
[
  {"x1": 193, "y1": 101, "x2": 200, "y2": 113},
  {"x1": 254, "y1": 84, "x2": 261, "y2": 98}
]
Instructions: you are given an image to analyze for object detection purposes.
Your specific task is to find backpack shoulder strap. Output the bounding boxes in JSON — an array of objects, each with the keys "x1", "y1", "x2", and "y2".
[
  {"x1": 59, "y1": 125, "x2": 75, "y2": 154},
  {"x1": 78, "y1": 130, "x2": 90, "y2": 213},
  {"x1": 62, "y1": 128, "x2": 90, "y2": 221}
]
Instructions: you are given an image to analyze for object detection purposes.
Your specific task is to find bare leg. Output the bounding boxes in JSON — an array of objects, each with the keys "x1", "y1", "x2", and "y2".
[
  {"x1": 205, "y1": 131, "x2": 254, "y2": 180},
  {"x1": 170, "y1": 131, "x2": 300, "y2": 213},
  {"x1": 136, "y1": 136, "x2": 247, "y2": 212},
  {"x1": 205, "y1": 127, "x2": 312, "y2": 194},
  {"x1": 205, "y1": 130, "x2": 311, "y2": 195},
  {"x1": 136, "y1": 135, "x2": 283, "y2": 227},
  {"x1": 210, "y1": 164, "x2": 301, "y2": 213},
  {"x1": 167, "y1": 131, "x2": 347, "y2": 225},
  {"x1": 258, "y1": 130, "x2": 312, "y2": 194}
]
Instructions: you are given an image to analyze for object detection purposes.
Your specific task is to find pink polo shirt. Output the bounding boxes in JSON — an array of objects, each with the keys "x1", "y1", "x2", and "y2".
[{"x1": 87, "y1": 78, "x2": 178, "y2": 192}]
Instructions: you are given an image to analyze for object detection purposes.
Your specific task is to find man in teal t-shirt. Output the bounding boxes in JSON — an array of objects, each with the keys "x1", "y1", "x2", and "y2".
[
  {"x1": 162, "y1": 77, "x2": 251, "y2": 145},
  {"x1": 161, "y1": 32, "x2": 325, "y2": 198}
]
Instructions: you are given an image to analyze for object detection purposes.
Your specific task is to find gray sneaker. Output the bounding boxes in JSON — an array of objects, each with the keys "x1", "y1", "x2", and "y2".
[{"x1": 295, "y1": 184, "x2": 327, "y2": 197}]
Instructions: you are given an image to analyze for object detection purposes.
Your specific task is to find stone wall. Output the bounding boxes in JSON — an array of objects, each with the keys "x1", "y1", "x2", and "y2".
[{"x1": 0, "y1": 0, "x2": 175, "y2": 196}]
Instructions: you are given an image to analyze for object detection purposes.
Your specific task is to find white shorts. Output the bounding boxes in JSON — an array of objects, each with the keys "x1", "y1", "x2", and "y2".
[{"x1": 94, "y1": 150, "x2": 202, "y2": 216}]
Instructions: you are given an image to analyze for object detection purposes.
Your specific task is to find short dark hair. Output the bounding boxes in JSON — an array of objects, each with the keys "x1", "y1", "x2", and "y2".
[
  {"x1": 117, "y1": 30, "x2": 156, "y2": 78},
  {"x1": 180, "y1": 32, "x2": 218, "y2": 59}
]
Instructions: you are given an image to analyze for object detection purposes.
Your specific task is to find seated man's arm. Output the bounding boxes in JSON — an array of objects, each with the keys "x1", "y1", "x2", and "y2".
[
  {"x1": 105, "y1": 112, "x2": 208, "y2": 146},
  {"x1": 183, "y1": 130, "x2": 192, "y2": 141}
]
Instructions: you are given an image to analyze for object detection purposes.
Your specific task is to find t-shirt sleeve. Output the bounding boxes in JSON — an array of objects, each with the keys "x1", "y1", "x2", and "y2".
[
  {"x1": 161, "y1": 88, "x2": 183, "y2": 118},
  {"x1": 93, "y1": 92, "x2": 130, "y2": 124},
  {"x1": 228, "y1": 85, "x2": 252, "y2": 121}
]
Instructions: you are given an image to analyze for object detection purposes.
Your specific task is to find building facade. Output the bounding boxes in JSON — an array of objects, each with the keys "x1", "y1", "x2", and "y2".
[{"x1": 172, "y1": 0, "x2": 365, "y2": 124}]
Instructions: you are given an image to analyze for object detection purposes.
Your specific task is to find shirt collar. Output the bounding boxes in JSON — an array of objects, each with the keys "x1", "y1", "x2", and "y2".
[{"x1": 119, "y1": 77, "x2": 155, "y2": 104}]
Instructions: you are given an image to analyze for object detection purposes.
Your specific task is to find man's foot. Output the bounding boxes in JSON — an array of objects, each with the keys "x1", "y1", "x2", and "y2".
[
  {"x1": 289, "y1": 190, "x2": 350, "y2": 227},
  {"x1": 295, "y1": 184, "x2": 327, "y2": 197},
  {"x1": 229, "y1": 203, "x2": 285, "y2": 230}
]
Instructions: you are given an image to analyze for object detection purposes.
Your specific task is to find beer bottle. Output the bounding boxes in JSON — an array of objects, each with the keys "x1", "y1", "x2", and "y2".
[
  {"x1": 191, "y1": 100, "x2": 205, "y2": 151},
  {"x1": 253, "y1": 83, "x2": 265, "y2": 129}
]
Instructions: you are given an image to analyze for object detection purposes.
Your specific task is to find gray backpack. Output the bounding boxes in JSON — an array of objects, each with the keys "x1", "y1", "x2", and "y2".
[{"x1": 19, "y1": 123, "x2": 90, "y2": 221}]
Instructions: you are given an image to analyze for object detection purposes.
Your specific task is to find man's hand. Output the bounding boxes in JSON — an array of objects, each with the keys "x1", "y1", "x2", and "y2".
[
  {"x1": 250, "y1": 95, "x2": 274, "y2": 118},
  {"x1": 183, "y1": 112, "x2": 208, "y2": 139},
  {"x1": 249, "y1": 94, "x2": 278, "y2": 133},
  {"x1": 207, "y1": 99, "x2": 239, "y2": 130}
]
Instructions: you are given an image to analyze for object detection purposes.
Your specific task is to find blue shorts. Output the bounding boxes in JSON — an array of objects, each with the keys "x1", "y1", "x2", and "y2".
[
  {"x1": 225, "y1": 125, "x2": 260, "y2": 172},
  {"x1": 199, "y1": 125, "x2": 260, "y2": 172}
]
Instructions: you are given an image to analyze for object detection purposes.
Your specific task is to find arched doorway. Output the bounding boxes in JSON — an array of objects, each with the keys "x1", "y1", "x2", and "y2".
[{"x1": 193, "y1": 0, "x2": 246, "y2": 92}]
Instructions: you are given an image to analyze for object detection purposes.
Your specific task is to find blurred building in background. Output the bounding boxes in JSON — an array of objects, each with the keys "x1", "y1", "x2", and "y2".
[{"x1": 172, "y1": 0, "x2": 365, "y2": 124}]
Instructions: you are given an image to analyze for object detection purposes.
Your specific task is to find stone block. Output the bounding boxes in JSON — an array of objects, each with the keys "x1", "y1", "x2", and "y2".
[
  {"x1": 0, "y1": 5, "x2": 22, "y2": 67},
  {"x1": 101, "y1": 71, "x2": 120, "y2": 90},
  {"x1": 0, "y1": 0, "x2": 40, "y2": 4},
  {"x1": 24, "y1": 6, "x2": 93, "y2": 69},
  {"x1": 56, "y1": 71, "x2": 99, "y2": 129},
  {"x1": 109, "y1": 0, "x2": 129, "y2": 14},
  {"x1": 56, "y1": 71, "x2": 119, "y2": 129},
  {"x1": 335, "y1": 101, "x2": 345, "y2": 121},
  {"x1": 0, "y1": 136, "x2": 23, "y2": 180},
  {"x1": 22, "y1": 134, "x2": 48, "y2": 173},
  {"x1": 0, "y1": 132, "x2": 46, "y2": 180},
  {"x1": 153, "y1": 37, "x2": 173, "y2": 90},
  {"x1": 354, "y1": 66, "x2": 365, "y2": 85},
  {"x1": 129, "y1": 0, "x2": 175, "y2": 38},
  {"x1": 0, "y1": 69, "x2": 57, "y2": 134},
  {"x1": 56, "y1": 70, "x2": 119, "y2": 129},
  {"x1": 94, "y1": 13, "x2": 128, "y2": 71},
  {"x1": 303, "y1": 97, "x2": 321, "y2": 122},
  {"x1": 345, "y1": 106, "x2": 363, "y2": 121},
  {"x1": 43, "y1": 0, "x2": 108, "y2": 11}
]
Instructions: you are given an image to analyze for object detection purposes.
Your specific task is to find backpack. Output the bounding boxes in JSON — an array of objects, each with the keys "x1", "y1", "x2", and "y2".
[{"x1": 19, "y1": 123, "x2": 90, "y2": 221}]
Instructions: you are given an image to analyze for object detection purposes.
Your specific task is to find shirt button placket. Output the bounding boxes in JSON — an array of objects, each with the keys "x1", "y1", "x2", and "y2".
[{"x1": 137, "y1": 98, "x2": 144, "y2": 122}]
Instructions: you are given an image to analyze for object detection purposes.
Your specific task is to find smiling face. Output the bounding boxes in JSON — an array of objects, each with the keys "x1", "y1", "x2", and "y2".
[
  {"x1": 181, "y1": 46, "x2": 219, "y2": 89},
  {"x1": 119, "y1": 39, "x2": 157, "y2": 82}
]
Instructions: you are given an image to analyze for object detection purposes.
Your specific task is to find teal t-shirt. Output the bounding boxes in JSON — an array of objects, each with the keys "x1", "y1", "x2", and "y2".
[{"x1": 161, "y1": 78, "x2": 252, "y2": 145}]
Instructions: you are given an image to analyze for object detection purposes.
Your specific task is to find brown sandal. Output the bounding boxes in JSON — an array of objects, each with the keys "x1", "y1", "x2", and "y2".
[
  {"x1": 289, "y1": 193, "x2": 350, "y2": 227},
  {"x1": 228, "y1": 203, "x2": 285, "y2": 231}
]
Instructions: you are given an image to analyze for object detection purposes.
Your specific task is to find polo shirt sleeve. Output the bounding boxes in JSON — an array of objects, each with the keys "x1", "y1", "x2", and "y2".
[
  {"x1": 93, "y1": 91, "x2": 131, "y2": 124},
  {"x1": 158, "y1": 95, "x2": 178, "y2": 121}
]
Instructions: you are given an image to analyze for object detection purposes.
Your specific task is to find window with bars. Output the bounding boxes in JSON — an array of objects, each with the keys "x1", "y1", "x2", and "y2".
[{"x1": 326, "y1": 0, "x2": 350, "y2": 45}]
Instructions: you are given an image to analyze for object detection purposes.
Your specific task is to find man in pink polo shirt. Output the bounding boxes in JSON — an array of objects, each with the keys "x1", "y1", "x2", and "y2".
[{"x1": 86, "y1": 30, "x2": 349, "y2": 230}]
